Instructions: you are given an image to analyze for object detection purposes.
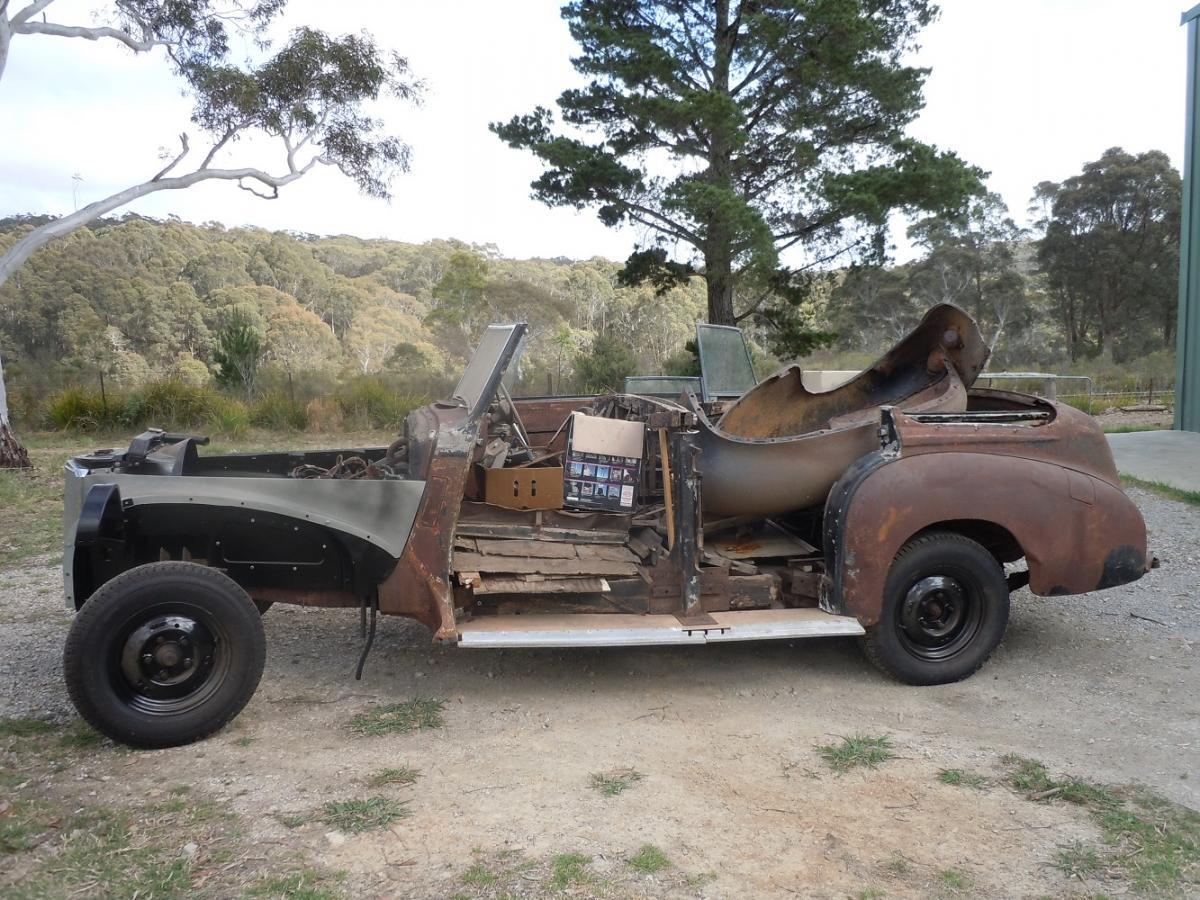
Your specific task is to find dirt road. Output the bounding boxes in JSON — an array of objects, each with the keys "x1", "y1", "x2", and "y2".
[{"x1": 1, "y1": 486, "x2": 1196, "y2": 898}]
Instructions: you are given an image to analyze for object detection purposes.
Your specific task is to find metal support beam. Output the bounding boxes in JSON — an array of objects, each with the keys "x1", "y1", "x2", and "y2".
[{"x1": 1177, "y1": 5, "x2": 1200, "y2": 429}]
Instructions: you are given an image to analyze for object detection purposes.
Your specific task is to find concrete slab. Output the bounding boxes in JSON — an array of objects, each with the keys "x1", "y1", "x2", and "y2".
[{"x1": 1106, "y1": 429, "x2": 1200, "y2": 492}]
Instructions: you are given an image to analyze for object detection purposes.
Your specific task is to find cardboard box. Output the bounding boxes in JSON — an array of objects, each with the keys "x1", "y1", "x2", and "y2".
[
  {"x1": 563, "y1": 412, "x2": 644, "y2": 512},
  {"x1": 483, "y1": 466, "x2": 565, "y2": 510}
]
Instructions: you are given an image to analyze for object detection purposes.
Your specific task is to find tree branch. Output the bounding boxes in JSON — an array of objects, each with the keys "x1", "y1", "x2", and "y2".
[
  {"x1": 151, "y1": 133, "x2": 190, "y2": 181},
  {"x1": 14, "y1": 19, "x2": 166, "y2": 52},
  {"x1": 8, "y1": 0, "x2": 54, "y2": 27},
  {"x1": 0, "y1": 153, "x2": 330, "y2": 286}
]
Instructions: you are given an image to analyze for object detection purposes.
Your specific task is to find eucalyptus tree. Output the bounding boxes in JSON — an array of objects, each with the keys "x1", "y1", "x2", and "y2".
[
  {"x1": 0, "y1": 0, "x2": 419, "y2": 464},
  {"x1": 492, "y1": 0, "x2": 983, "y2": 335}
]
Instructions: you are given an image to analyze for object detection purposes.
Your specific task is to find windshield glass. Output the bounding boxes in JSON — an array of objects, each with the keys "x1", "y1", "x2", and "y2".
[
  {"x1": 696, "y1": 324, "x2": 757, "y2": 399},
  {"x1": 452, "y1": 324, "x2": 528, "y2": 417}
]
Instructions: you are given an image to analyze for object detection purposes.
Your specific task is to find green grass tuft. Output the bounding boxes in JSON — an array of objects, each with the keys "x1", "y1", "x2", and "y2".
[
  {"x1": 320, "y1": 797, "x2": 410, "y2": 833},
  {"x1": 627, "y1": 844, "x2": 671, "y2": 874},
  {"x1": 816, "y1": 734, "x2": 895, "y2": 773},
  {"x1": 246, "y1": 867, "x2": 344, "y2": 899},
  {"x1": 935, "y1": 867, "x2": 973, "y2": 893},
  {"x1": 350, "y1": 698, "x2": 445, "y2": 736},
  {"x1": 549, "y1": 852, "x2": 592, "y2": 891},
  {"x1": 937, "y1": 768, "x2": 988, "y2": 789},
  {"x1": 461, "y1": 862, "x2": 499, "y2": 887},
  {"x1": 369, "y1": 766, "x2": 421, "y2": 787},
  {"x1": 589, "y1": 768, "x2": 645, "y2": 796},
  {"x1": 1055, "y1": 842, "x2": 1102, "y2": 879}
]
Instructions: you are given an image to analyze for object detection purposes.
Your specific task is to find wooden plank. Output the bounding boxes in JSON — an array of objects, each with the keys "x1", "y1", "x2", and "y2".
[
  {"x1": 658, "y1": 428, "x2": 675, "y2": 550},
  {"x1": 474, "y1": 576, "x2": 611, "y2": 595},
  {"x1": 574, "y1": 544, "x2": 641, "y2": 564},
  {"x1": 452, "y1": 551, "x2": 638, "y2": 576},
  {"x1": 455, "y1": 523, "x2": 628, "y2": 544},
  {"x1": 471, "y1": 538, "x2": 579, "y2": 559}
]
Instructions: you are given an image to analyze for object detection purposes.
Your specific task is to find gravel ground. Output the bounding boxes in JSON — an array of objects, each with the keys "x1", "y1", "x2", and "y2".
[{"x1": 1, "y1": 485, "x2": 1196, "y2": 897}]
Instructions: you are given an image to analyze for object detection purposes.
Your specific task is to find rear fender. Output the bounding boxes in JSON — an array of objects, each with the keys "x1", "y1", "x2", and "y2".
[{"x1": 822, "y1": 452, "x2": 1150, "y2": 625}]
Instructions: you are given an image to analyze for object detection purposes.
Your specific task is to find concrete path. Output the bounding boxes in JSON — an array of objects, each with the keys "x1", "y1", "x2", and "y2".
[{"x1": 1107, "y1": 429, "x2": 1200, "y2": 492}]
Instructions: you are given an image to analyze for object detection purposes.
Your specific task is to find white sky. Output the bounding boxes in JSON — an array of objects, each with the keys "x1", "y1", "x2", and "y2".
[{"x1": 0, "y1": 0, "x2": 1190, "y2": 263}]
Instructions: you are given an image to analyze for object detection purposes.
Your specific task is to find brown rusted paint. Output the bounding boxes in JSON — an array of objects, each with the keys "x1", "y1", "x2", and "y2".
[
  {"x1": 377, "y1": 403, "x2": 477, "y2": 641},
  {"x1": 250, "y1": 587, "x2": 360, "y2": 608},
  {"x1": 831, "y1": 401, "x2": 1149, "y2": 625}
]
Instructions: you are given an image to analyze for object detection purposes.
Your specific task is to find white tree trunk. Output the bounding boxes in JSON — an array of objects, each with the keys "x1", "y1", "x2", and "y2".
[{"x1": 0, "y1": 351, "x2": 31, "y2": 467}]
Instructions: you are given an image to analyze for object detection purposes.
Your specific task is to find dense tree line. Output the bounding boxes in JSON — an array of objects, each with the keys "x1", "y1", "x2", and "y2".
[{"x1": 0, "y1": 214, "x2": 709, "y2": 423}]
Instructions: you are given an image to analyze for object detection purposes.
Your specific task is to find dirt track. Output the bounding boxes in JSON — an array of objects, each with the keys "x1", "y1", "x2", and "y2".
[{"x1": 1, "y1": 486, "x2": 1197, "y2": 898}]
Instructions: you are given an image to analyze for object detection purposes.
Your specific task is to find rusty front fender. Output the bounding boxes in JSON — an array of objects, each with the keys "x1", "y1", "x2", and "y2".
[{"x1": 822, "y1": 451, "x2": 1150, "y2": 625}]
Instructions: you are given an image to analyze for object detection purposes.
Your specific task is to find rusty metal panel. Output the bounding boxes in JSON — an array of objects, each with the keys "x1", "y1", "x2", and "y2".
[
  {"x1": 692, "y1": 304, "x2": 987, "y2": 517},
  {"x1": 826, "y1": 450, "x2": 1149, "y2": 625}
]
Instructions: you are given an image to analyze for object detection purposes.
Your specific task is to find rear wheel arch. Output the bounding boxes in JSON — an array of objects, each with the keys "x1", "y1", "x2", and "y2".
[{"x1": 908, "y1": 519, "x2": 1025, "y2": 567}]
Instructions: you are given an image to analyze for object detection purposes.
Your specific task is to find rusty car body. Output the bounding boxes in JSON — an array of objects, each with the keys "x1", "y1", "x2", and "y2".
[{"x1": 60, "y1": 304, "x2": 1153, "y2": 747}]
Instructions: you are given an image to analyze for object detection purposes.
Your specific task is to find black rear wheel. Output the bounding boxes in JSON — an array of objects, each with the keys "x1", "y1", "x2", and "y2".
[
  {"x1": 861, "y1": 532, "x2": 1009, "y2": 685},
  {"x1": 64, "y1": 562, "x2": 266, "y2": 748}
]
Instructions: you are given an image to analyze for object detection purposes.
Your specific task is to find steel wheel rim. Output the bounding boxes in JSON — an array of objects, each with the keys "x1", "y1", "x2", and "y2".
[
  {"x1": 895, "y1": 574, "x2": 983, "y2": 661},
  {"x1": 108, "y1": 603, "x2": 230, "y2": 716}
]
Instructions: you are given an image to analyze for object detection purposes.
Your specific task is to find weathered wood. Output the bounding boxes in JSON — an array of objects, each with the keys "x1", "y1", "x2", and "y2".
[
  {"x1": 452, "y1": 551, "x2": 639, "y2": 576},
  {"x1": 470, "y1": 538, "x2": 579, "y2": 559},
  {"x1": 727, "y1": 574, "x2": 780, "y2": 610},
  {"x1": 473, "y1": 575, "x2": 611, "y2": 595},
  {"x1": 658, "y1": 428, "x2": 675, "y2": 550},
  {"x1": 454, "y1": 523, "x2": 628, "y2": 544},
  {"x1": 702, "y1": 548, "x2": 759, "y2": 574}
]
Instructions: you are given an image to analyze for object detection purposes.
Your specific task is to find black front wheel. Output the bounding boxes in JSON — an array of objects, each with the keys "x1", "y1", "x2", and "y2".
[
  {"x1": 64, "y1": 562, "x2": 266, "y2": 748},
  {"x1": 861, "y1": 532, "x2": 1009, "y2": 685}
]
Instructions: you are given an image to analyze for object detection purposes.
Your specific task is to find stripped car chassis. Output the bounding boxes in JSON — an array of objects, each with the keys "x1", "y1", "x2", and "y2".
[{"x1": 60, "y1": 309, "x2": 1154, "y2": 748}]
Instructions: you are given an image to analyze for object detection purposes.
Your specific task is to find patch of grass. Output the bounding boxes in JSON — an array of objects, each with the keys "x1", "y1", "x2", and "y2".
[
  {"x1": 1055, "y1": 842, "x2": 1102, "y2": 879},
  {"x1": 369, "y1": 766, "x2": 421, "y2": 787},
  {"x1": 816, "y1": 734, "x2": 895, "y2": 773},
  {"x1": 549, "y1": 852, "x2": 592, "y2": 891},
  {"x1": 461, "y1": 862, "x2": 499, "y2": 887},
  {"x1": 1003, "y1": 757, "x2": 1199, "y2": 894},
  {"x1": 276, "y1": 812, "x2": 312, "y2": 829},
  {"x1": 0, "y1": 463, "x2": 63, "y2": 568},
  {"x1": 1002, "y1": 755, "x2": 1119, "y2": 807},
  {"x1": 1104, "y1": 424, "x2": 1167, "y2": 434},
  {"x1": 58, "y1": 719, "x2": 106, "y2": 750},
  {"x1": 937, "y1": 768, "x2": 988, "y2": 789},
  {"x1": 883, "y1": 854, "x2": 912, "y2": 876},
  {"x1": 246, "y1": 867, "x2": 344, "y2": 899},
  {"x1": 935, "y1": 867, "x2": 974, "y2": 893},
  {"x1": 0, "y1": 716, "x2": 55, "y2": 738},
  {"x1": 627, "y1": 844, "x2": 671, "y2": 874},
  {"x1": 320, "y1": 797, "x2": 410, "y2": 833},
  {"x1": 349, "y1": 698, "x2": 445, "y2": 736},
  {"x1": 234, "y1": 736, "x2": 254, "y2": 748},
  {"x1": 855, "y1": 889, "x2": 885, "y2": 900},
  {"x1": 4, "y1": 806, "x2": 193, "y2": 897},
  {"x1": 1120, "y1": 474, "x2": 1200, "y2": 507},
  {"x1": 589, "y1": 767, "x2": 645, "y2": 797}
]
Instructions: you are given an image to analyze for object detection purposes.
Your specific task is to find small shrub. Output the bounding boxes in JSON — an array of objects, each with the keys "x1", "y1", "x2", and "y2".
[
  {"x1": 206, "y1": 399, "x2": 250, "y2": 438},
  {"x1": 47, "y1": 386, "x2": 113, "y2": 431},
  {"x1": 350, "y1": 698, "x2": 445, "y2": 736},
  {"x1": 250, "y1": 391, "x2": 308, "y2": 430},
  {"x1": 304, "y1": 395, "x2": 344, "y2": 432},
  {"x1": 335, "y1": 376, "x2": 424, "y2": 429},
  {"x1": 133, "y1": 379, "x2": 220, "y2": 429}
]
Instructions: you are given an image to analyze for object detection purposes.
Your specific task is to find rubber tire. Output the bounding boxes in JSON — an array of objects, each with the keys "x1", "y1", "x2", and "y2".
[
  {"x1": 860, "y1": 531, "x2": 1009, "y2": 686},
  {"x1": 63, "y1": 562, "x2": 266, "y2": 749}
]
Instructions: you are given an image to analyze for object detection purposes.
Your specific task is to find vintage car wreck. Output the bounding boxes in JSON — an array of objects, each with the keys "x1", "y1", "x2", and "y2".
[{"x1": 61, "y1": 304, "x2": 1154, "y2": 747}]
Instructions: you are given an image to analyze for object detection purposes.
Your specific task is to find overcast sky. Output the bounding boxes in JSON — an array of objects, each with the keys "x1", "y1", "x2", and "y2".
[{"x1": 0, "y1": 0, "x2": 1190, "y2": 263}]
